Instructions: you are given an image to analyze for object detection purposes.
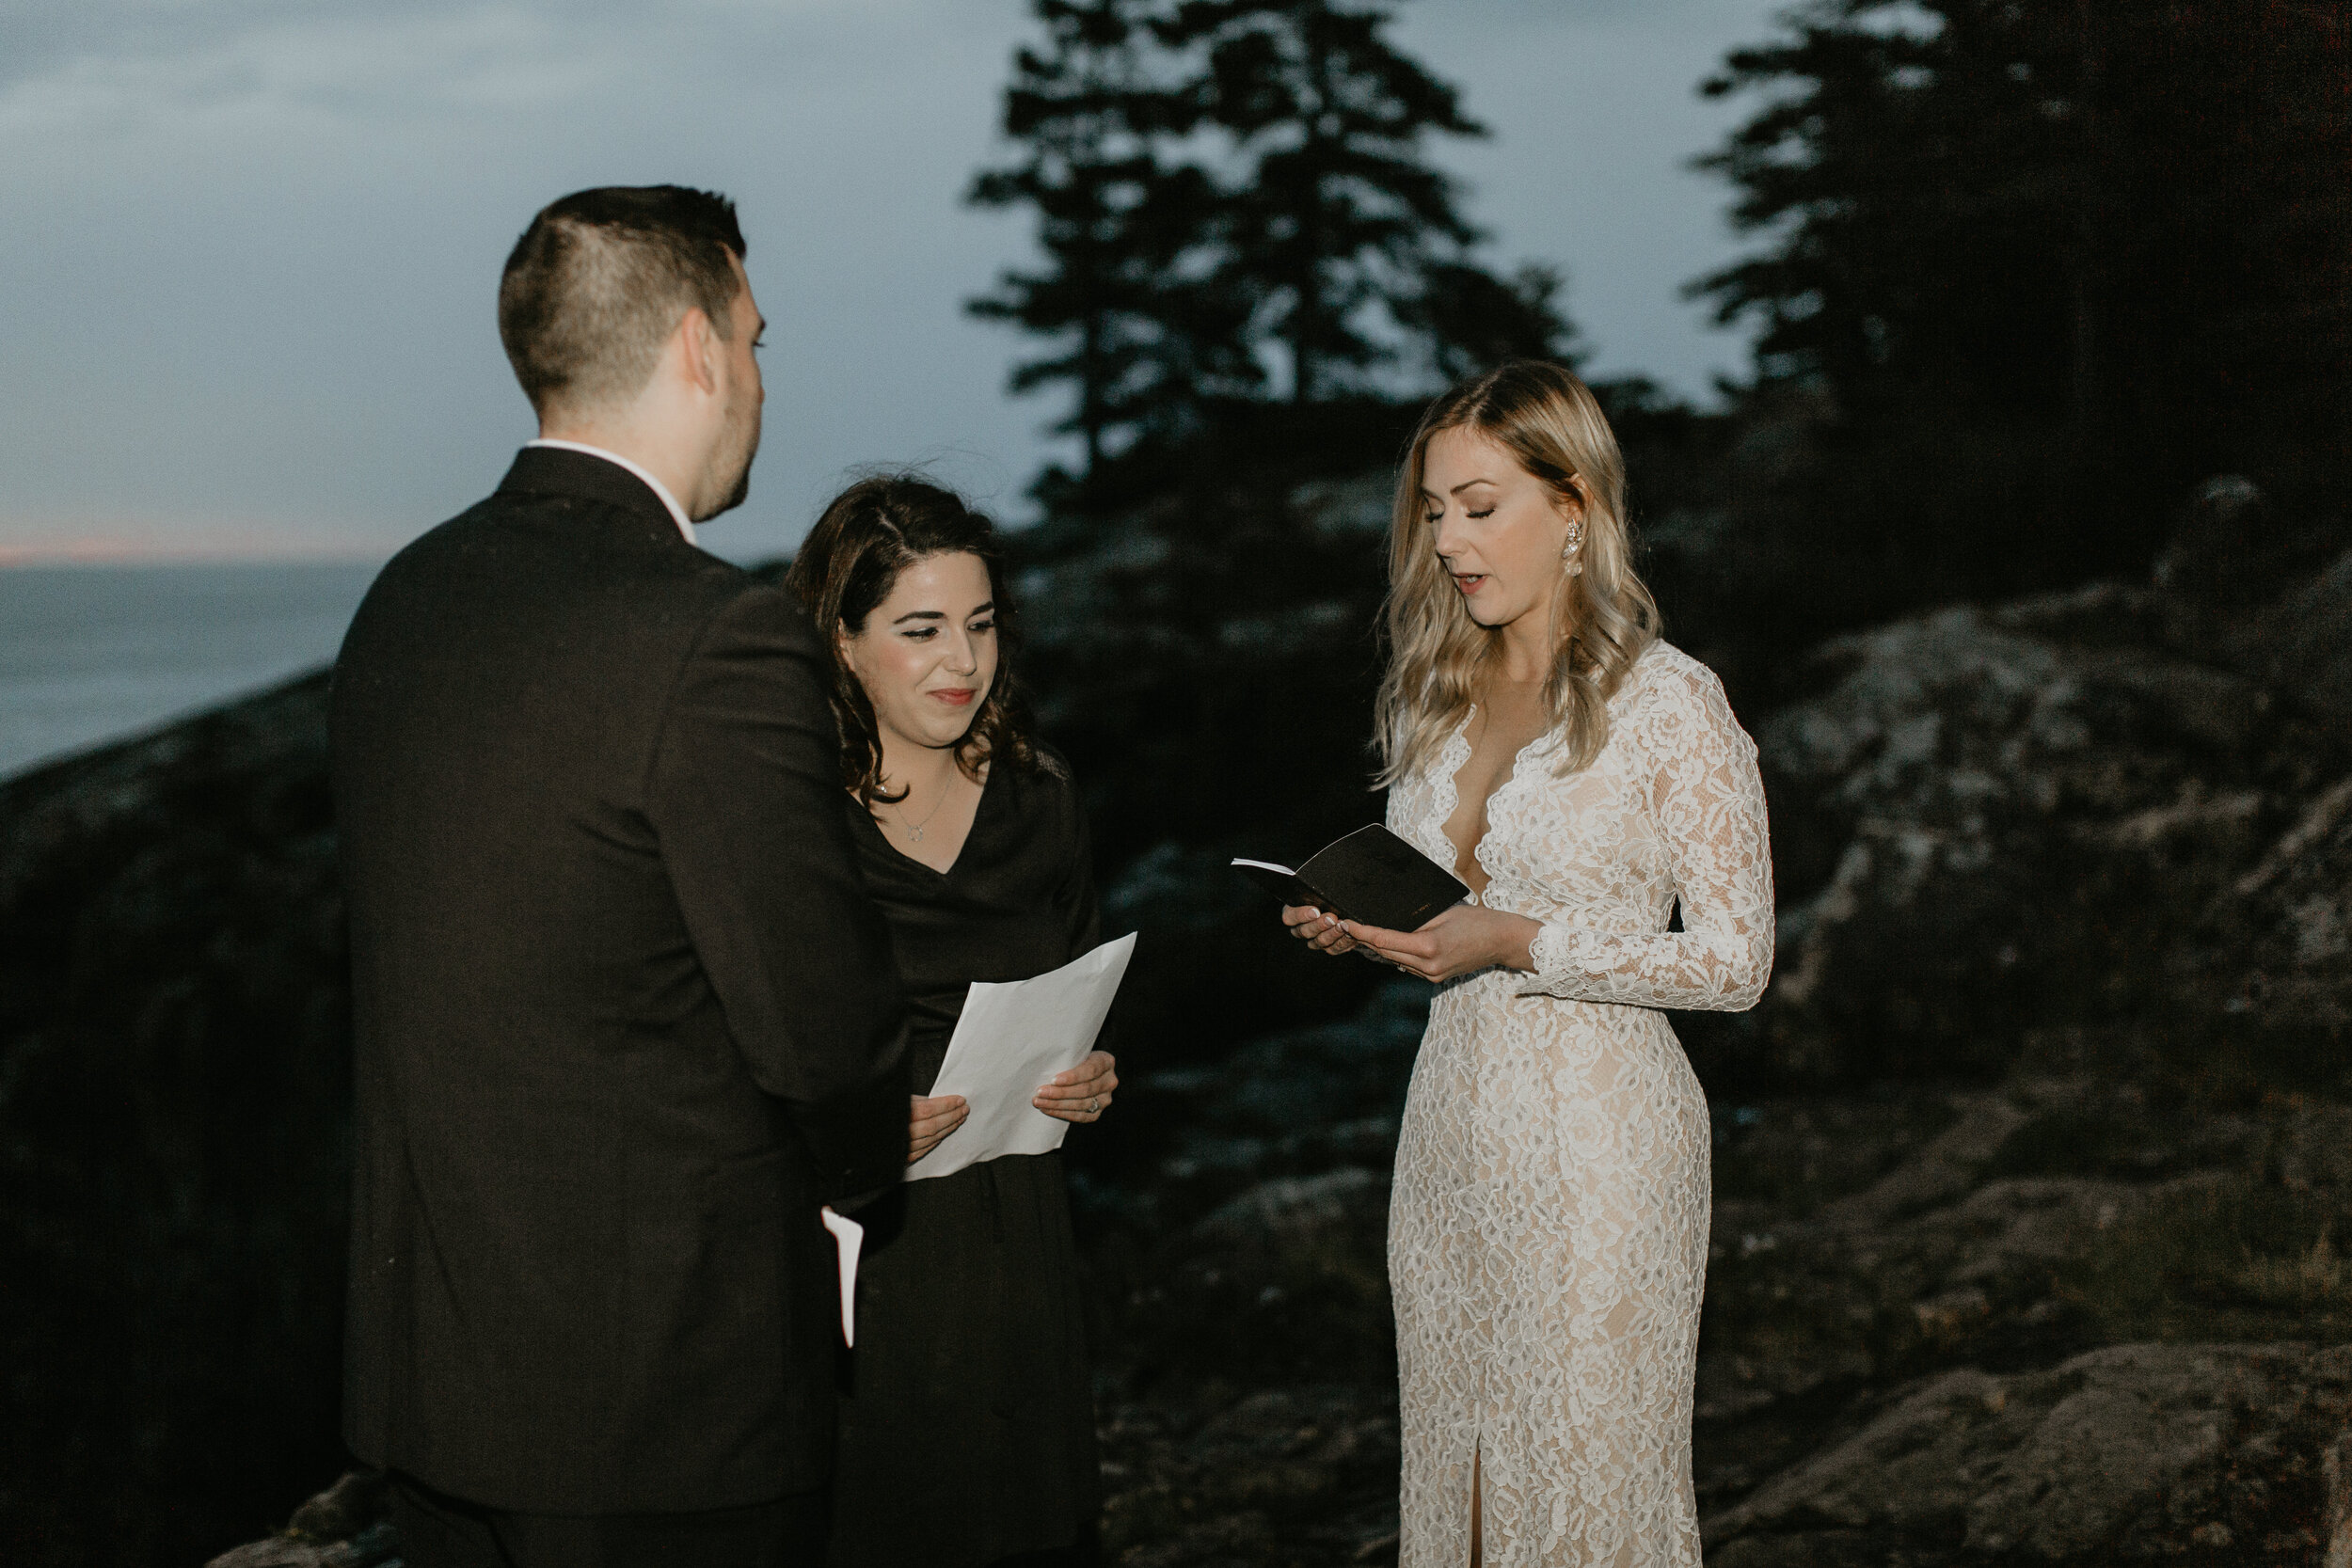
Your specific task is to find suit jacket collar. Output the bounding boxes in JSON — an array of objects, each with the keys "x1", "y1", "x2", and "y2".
[{"x1": 495, "y1": 445, "x2": 698, "y2": 549}]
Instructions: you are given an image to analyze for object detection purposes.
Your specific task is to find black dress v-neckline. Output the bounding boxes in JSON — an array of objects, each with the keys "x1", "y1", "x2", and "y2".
[{"x1": 854, "y1": 767, "x2": 993, "y2": 879}]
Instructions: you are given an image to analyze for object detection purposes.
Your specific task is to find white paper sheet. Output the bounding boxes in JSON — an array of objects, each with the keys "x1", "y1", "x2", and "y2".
[{"x1": 905, "y1": 932, "x2": 1136, "y2": 1182}]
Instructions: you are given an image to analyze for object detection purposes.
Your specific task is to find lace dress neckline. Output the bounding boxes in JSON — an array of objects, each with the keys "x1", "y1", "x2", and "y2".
[
  {"x1": 1422, "y1": 645, "x2": 1673, "y2": 906},
  {"x1": 1430, "y1": 704, "x2": 1561, "y2": 906}
]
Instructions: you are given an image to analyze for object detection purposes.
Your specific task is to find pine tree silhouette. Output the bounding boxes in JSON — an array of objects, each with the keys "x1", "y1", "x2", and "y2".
[
  {"x1": 1160, "y1": 0, "x2": 1561, "y2": 403},
  {"x1": 968, "y1": 0, "x2": 1257, "y2": 494},
  {"x1": 972, "y1": 0, "x2": 1574, "y2": 504},
  {"x1": 1690, "y1": 0, "x2": 2350, "y2": 607}
]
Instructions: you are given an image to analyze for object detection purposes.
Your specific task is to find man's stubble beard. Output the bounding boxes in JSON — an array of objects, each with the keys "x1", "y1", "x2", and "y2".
[{"x1": 701, "y1": 385, "x2": 761, "y2": 521}]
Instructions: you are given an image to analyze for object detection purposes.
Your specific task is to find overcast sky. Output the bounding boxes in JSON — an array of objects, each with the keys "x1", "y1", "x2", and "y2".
[{"x1": 0, "y1": 0, "x2": 1784, "y2": 564}]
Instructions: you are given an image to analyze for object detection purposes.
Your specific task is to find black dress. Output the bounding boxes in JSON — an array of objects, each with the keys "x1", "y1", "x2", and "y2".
[{"x1": 827, "y1": 758, "x2": 1104, "y2": 1568}]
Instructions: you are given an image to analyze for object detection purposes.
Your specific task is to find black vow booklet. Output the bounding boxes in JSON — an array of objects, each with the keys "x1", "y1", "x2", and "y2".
[{"x1": 1232, "y1": 824, "x2": 1470, "y2": 933}]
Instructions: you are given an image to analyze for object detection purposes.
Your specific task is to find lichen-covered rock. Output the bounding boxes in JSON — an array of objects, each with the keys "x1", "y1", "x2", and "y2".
[
  {"x1": 2221, "y1": 769, "x2": 2352, "y2": 1040},
  {"x1": 1754, "y1": 547, "x2": 2352, "y2": 1083},
  {"x1": 202, "y1": 1531, "x2": 399, "y2": 1568},
  {"x1": 2216, "y1": 539, "x2": 2352, "y2": 728},
  {"x1": 202, "y1": 1471, "x2": 395, "y2": 1568},
  {"x1": 1694, "y1": 1063, "x2": 2352, "y2": 1501},
  {"x1": 1097, "y1": 1386, "x2": 1401, "y2": 1567},
  {"x1": 1704, "y1": 1343, "x2": 2352, "y2": 1564}
]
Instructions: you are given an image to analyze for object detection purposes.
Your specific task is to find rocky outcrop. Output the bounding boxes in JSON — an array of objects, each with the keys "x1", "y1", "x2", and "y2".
[
  {"x1": 12, "y1": 496, "x2": 2351, "y2": 1566},
  {"x1": 0, "y1": 672, "x2": 351, "y2": 1568},
  {"x1": 1689, "y1": 518, "x2": 2352, "y2": 1561},
  {"x1": 1099, "y1": 1386, "x2": 1402, "y2": 1567},
  {"x1": 203, "y1": 1472, "x2": 395, "y2": 1568},
  {"x1": 1707, "y1": 1343, "x2": 2352, "y2": 1564},
  {"x1": 1694, "y1": 1069, "x2": 2352, "y2": 1556},
  {"x1": 1755, "y1": 569, "x2": 2352, "y2": 1080}
]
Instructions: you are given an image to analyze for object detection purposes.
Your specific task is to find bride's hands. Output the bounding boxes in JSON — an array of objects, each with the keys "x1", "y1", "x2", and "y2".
[
  {"x1": 1337, "y1": 906, "x2": 1540, "y2": 983},
  {"x1": 908, "y1": 1093, "x2": 968, "y2": 1163},
  {"x1": 1284, "y1": 903, "x2": 1365, "y2": 956}
]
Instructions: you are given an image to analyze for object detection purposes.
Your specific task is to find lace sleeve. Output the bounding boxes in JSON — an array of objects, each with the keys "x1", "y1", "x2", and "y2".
[{"x1": 1517, "y1": 659, "x2": 1775, "y2": 1010}]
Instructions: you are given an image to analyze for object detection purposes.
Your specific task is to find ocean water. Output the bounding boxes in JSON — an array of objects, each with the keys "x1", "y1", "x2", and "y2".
[{"x1": 0, "y1": 562, "x2": 382, "y2": 781}]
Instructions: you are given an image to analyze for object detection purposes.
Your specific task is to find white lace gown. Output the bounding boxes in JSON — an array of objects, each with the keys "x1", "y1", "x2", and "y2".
[{"x1": 1385, "y1": 641, "x2": 1774, "y2": 1568}]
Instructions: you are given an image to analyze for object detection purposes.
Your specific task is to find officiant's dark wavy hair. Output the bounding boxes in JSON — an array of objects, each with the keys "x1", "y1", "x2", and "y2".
[{"x1": 785, "y1": 476, "x2": 1053, "y2": 805}]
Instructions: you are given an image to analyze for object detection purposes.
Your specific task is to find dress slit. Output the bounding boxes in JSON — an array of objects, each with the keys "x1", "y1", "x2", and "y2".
[{"x1": 1466, "y1": 1438, "x2": 1484, "y2": 1568}]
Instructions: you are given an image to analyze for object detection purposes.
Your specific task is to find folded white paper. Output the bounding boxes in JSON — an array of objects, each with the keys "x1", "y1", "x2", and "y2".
[
  {"x1": 906, "y1": 932, "x2": 1136, "y2": 1182},
  {"x1": 819, "y1": 1205, "x2": 864, "y2": 1346}
]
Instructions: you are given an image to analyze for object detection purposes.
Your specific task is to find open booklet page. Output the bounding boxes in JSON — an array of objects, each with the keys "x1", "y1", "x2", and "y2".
[{"x1": 906, "y1": 931, "x2": 1137, "y2": 1183}]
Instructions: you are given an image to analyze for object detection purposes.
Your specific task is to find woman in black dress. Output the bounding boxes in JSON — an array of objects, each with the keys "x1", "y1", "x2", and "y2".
[{"x1": 785, "y1": 476, "x2": 1119, "y2": 1568}]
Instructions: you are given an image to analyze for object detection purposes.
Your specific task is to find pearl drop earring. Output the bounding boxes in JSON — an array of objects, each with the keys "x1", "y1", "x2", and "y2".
[{"x1": 1562, "y1": 519, "x2": 1586, "y2": 577}]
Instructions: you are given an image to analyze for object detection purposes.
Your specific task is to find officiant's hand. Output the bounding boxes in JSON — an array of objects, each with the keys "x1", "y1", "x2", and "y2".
[
  {"x1": 1342, "y1": 906, "x2": 1539, "y2": 983},
  {"x1": 908, "y1": 1094, "x2": 969, "y2": 1163},
  {"x1": 1034, "y1": 1050, "x2": 1118, "y2": 1124},
  {"x1": 1284, "y1": 903, "x2": 1365, "y2": 956}
]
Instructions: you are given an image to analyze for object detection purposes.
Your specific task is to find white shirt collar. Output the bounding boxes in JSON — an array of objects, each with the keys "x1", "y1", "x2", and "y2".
[{"x1": 524, "y1": 438, "x2": 698, "y2": 546}]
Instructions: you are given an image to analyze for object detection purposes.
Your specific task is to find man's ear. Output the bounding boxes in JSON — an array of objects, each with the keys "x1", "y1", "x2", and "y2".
[{"x1": 679, "y1": 308, "x2": 723, "y2": 397}]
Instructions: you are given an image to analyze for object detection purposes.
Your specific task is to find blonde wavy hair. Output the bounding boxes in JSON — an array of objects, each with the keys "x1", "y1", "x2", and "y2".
[{"x1": 1375, "y1": 360, "x2": 1661, "y2": 785}]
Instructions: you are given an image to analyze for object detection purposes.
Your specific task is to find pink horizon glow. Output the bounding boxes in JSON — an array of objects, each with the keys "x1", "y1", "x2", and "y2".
[{"x1": 0, "y1": 531, "x2": 405, "y2": 569}]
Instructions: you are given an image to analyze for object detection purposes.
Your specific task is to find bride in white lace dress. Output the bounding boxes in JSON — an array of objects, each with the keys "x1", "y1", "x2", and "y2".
[{"x1": 1286, "y1": 362, "x2": 1773, "y2": 1566}]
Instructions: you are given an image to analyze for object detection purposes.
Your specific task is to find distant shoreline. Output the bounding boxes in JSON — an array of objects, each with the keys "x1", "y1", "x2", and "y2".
[{"x1": 0, "y1": 561, "x2": 380, "y2": 780}]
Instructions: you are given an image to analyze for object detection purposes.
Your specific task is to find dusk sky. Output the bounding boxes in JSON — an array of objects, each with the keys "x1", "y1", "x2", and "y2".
[{"x1": 1, "y1": 0, "x2": 1786, "y2": 564}]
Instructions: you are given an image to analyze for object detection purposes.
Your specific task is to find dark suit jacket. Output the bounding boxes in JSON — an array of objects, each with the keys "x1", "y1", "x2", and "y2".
[{"x1": 330, "y1": 446, "x2": 910, "y2": 1513}]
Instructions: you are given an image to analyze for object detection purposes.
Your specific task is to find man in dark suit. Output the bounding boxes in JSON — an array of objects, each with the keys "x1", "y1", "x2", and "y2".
[{"x1": 331, "y1": 185, "x2": 910, "y2": 1567}]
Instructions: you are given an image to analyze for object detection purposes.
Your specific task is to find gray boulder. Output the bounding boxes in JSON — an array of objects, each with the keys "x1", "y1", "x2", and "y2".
[
  {"x1": 1756, "y1": 534, "x2": 2352, "y2": 1081},
  {"x1": 1705, "y1": 1343, "x2": 2352, "y2": 1564}
]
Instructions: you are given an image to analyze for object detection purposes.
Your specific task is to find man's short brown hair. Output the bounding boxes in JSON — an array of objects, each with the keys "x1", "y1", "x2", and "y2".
[{"x1": 498, "y1": 185, "x2": 747, "y2": 419}]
